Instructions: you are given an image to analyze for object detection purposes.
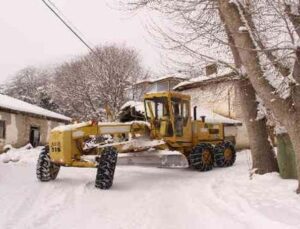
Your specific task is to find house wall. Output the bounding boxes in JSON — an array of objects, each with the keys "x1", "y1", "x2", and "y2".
[
  {"x1": 0, "y1": 110, "x2": 64, "y2": 152},
  {"x1": 182, "y1": 81, "x2": 242, "y2": 119},
  {"x1": 153, "y1": 80, "x2": 183, "y2": 92},
  {"x1": 127, "y1": 82, "x2": 151, "y2": 101},
  {"x1": 127, "y1": 79, "x2": 185, "y2": 101},
  {"x1": 179, "y1": 81, "x2": 250, "y2": 149}
]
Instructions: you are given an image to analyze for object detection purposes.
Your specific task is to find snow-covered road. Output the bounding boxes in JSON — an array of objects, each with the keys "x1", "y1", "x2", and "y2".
[{"x1": 1, "y1": 149, "x2": 300, "y2": 229}]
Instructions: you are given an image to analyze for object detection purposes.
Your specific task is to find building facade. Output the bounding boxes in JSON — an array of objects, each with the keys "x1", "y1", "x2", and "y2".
[{"x1": 0, "y1": 94, "x2": 71, "y2": 152}]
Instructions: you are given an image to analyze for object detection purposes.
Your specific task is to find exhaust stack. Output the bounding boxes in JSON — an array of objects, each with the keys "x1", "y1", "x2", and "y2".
[{"x1": 193, "y1": 106, "x2": 197, "y2": 121}]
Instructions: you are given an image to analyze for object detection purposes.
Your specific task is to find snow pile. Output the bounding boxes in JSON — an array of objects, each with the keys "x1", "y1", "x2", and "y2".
[
  {"x1": 0, "y1": 94, "x2": 71, "y2": 121},
  {"x1": 120, "y1": 101, "x2": 145, "y2": 113},
  {"x1": 0, "y1": 144, "x2": 41, "y2": 164}
]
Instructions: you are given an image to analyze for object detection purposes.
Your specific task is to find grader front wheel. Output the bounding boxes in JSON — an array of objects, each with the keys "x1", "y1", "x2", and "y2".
[
  {"x1": 189, "y1": 143, "x2": 214, "y2": 171},
  {"x1": 95, "y1": 147, "x2": 118, "y2": 190},
  {"x1": 36, "y1": 146, "x2": 60, "y2": 182},
  {"x1": 214, "y1": 141, "x2": 236, "y2": 167}
]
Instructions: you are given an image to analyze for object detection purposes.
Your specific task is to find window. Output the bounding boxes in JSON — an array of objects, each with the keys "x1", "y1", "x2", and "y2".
[
  {"x1": 171, "y1": 98, "x2": 184, "y2": 136},
  {"x1": 171, "y1": 98, "x2": 190, "y2": 136},
  {"x1": 0, "y1": 120, "x2": 5, "y2": 139},
  {"x1": 145, "y1": 97, "x2": 169, "y2": 119}
]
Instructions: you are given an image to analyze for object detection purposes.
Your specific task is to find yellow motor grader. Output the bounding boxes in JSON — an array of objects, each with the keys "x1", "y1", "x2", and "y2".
[{"x1": 36, "y1": 91, "x2": 236, "y2": 189}]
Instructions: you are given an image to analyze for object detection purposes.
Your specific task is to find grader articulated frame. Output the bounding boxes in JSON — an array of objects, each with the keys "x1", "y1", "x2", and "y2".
[{"x1": 36, "y1": 91, "x2": 236, "y2": 189}]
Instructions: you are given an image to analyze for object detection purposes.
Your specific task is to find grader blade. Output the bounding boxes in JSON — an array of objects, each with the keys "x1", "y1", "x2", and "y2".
[
  {"x1": 82, "y1": 138, "x2": 189, "y2": 168},
  {"x1": 117, "y1": 150, "x2": 188, "y2": 168}
]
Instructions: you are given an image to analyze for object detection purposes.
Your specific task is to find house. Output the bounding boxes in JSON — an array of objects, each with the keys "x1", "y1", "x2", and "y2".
[
  {"x1": 0, "y1": 94, "x2": 71, "y2": 152},
  {"x1": 174, "y1": 64, "x2": 249, "y2": 149},
  {"x1": 127, "y1": 75, "x2": 186, "y2": 101}
]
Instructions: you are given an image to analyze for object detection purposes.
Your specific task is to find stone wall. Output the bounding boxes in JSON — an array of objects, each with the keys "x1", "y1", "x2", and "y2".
[{"x1": 0, "y1": 110, "x2": 64, "y2": 152}]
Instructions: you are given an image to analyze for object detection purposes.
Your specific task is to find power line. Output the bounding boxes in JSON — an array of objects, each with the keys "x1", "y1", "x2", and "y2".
[
  {"x1": 41, "y1": 0, "x2": 99, "y2": 57},
  {"x1": 47, "y1": 0, "x2": 90, "y2": 46}
]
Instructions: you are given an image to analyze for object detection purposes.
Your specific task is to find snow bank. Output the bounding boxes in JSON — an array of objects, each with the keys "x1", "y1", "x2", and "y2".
[
  {"x1": 0, "y1": 94, "x2": 71, "y2": 121},
  {"x1": 0, "y1": 144, "x2": 41, "y2": 164}
]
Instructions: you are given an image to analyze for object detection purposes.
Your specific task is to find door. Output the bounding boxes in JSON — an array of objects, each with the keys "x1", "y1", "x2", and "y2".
[
  {"x1": 171, "y1": 98, "x2": 191, "y2": 142},
  {"x1": 30, "y1": 126, "x2": 40, "y2": 147}
]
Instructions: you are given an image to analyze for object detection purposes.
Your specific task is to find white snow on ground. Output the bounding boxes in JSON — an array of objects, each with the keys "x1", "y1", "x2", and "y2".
[
  {"x1": 1, "y1": 148, "x2": 300, "y2": 229},
  {"x1": 0, "y1": 144, "x2": 40, "y2": 164},
  {"x1": 0, "y1": 94, "x2": 71, "y2": 121}
]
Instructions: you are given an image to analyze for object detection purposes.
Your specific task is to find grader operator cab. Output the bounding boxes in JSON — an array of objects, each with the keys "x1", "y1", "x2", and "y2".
[{"x1": 36, "y1": 91, "x2": 236, "y2": 189}]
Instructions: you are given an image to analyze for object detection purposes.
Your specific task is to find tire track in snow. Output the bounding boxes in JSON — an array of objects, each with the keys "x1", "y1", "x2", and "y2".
[{"x1": 2, "y1": 151, "x2": 300, "y2": 229}]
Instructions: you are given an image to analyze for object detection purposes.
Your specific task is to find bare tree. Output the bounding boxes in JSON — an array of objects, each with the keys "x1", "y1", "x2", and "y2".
[
  {"x1": 52, "y1": 44, "x2": 146, "y2": 121},
  {"x1": 3, "y1": 66, "x2": 59, "y2": 112}
]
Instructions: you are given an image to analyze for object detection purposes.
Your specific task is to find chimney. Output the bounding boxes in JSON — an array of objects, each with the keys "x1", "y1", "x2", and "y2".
[{"x1": 205, "y1": 63, "x2": 218, "y2": 76}]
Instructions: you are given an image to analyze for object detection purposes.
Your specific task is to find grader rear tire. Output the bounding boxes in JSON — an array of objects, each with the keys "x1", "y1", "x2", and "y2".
[
  {"x1": 189, "y1": 143, "x2": 214, "y2": 171},
  {"x1": 36, "y1": 146, "x2": 60, "y2": 181},
  {"x1": 95, "y1": 147, "x2": 118, "y2": 190},
  {"x1": 214, "y1": 141, "x2": 236, "y2": 167}
]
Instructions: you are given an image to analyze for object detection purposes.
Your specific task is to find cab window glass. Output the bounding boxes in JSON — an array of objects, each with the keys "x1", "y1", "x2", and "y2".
[
  {"x1": 183, "y1": 101, "x2": 189, "y2": 118},
  {"x1": 172, "y1": 98, "x2": 182, "y2": 118},
  {"x1": 145, "y1": 97, "x2": 169, "y2": 119}
]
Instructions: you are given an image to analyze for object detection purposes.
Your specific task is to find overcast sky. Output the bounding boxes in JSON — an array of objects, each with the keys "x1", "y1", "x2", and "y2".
[{"x1": 0, "y1": 0, "x2": 163, "y2": 83}]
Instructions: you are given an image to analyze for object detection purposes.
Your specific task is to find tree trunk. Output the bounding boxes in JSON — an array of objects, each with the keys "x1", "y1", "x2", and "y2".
[
  {"x1": 285, "y1": 118, "x2": 300, "y2": 193},
  {"x1": 219, "y1": 9, "x2": 278, "y2": 174},
  {"x1": 218, "y1": 0, "x2": 300, "y2": 192},
  {"x1": 238, "y1": 79, "x2": 278, "y2": 173}
]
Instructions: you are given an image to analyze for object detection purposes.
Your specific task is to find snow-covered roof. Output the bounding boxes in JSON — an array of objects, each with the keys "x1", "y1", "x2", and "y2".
[
  {"x1": 136, "y1": 74, "x2": 187, "y2": 85},
  {"x1": 0, "y1": 94, "x2": 71, "y2": 122},
  {"x1": 174, "y1": 68, "x2": 236, "y2": 90}
]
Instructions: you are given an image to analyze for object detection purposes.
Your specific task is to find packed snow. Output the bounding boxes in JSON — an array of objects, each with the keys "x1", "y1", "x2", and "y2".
[
  {"x1": 1, "y1": 147, "x2": 300, "y2": 229},
  {"x1": 0, "y1": 94, "x2": 71, "y2": 121}
]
